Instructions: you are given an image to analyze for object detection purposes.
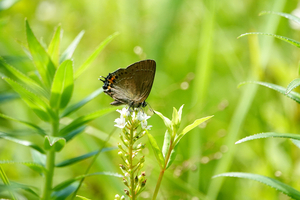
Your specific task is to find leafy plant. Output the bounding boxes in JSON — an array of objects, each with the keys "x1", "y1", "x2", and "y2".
[
  {"x1": 0, "y1": 19, "x2": 120, "y2": 199},
  {"x1": 215, "y1": 11, "x2": 300, "y2": 199}
]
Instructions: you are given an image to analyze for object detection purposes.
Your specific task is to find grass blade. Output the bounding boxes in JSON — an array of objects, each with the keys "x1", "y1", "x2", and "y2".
[
  {"x1": 259, "y1": 11, "x2": 300, "y2": 25},
  {"x1": 286, "y1": 78, "x2": 300, "y2": 94},
  {"x1": 74, "y1": 32, "x2": 119, "y2": 79},
  {"x1": 236, "y1": 132, "x2": 300, "y2": 144},
  {"x1": 0, "y1": 165, "x2": 16, "y2": 200},
  {"x1": 239, "y1": 81, "x2": 300, "y2": 103},
  {"x1": 214, "y1": 172, "x2": 300, "y2": 200},
  {"x1": 238, "y1": 32, "x2": 300, "y2": 48}
]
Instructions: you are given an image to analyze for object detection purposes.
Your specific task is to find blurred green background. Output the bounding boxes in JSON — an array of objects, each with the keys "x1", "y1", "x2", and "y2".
[{"x1": 1, "y1": 0, "x2": 300, "y2": 199}]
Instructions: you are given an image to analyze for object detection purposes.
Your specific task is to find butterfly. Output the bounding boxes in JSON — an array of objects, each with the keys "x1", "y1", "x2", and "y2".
[{"x1": 99, "y1": 59, "x2": 156, "y2": 109}]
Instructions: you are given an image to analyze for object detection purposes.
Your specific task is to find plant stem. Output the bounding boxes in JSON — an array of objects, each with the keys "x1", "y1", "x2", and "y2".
[
  {"x1": 152, "y1": 141, "x2": 173, "y2": 200},
  {"x1": 42, "y1": 115, "x2": 59, "y2": 200},
  {"x1": 129, "y1": 126, "x2": 135, "y2": 200}
]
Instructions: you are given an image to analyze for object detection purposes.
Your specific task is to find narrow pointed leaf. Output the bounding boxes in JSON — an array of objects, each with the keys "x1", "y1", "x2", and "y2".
[
  {"x1": 60, "y1": 30, "x2": 85, "y2": 63},
  {"x1": 3, "y1": 77, "x2": 52, "y2": 122},
  {"x1": 56, "y1": 147, "x2": 117, "y2": 167},
  {"x1": 53, "y1": 172, "x2": 122, "y2": 191},
  {"x1": 64, "y1": 125, "x2": 87, "y2": 142},
  {"x1": 291, "y1": 139, "x2": 300, "y2": 149},
  {"x1": 286, "y1": 78, "x2": 300, "y2": 94},
  {"x1": 238, "y1": 32, "x2": 300, "y2": 48},
  {"x1": 26, "y1": 20, "x2": 56, "y2": 88},
  {"x1": 48, "y1": 25, "x2": 62, "y2": 66},
  {"x1": 0, "y1": 182, "x2": 39, "y2": 197},
  {"x1": 0, "y1": 92, "x2": 18, "y2": 102},
  {"x1": 236, "y1": 132, "x2": 300, "y2": 144},
  {"x1": 0, "y1": 133, "x2": 45, "y2": 154},
  {"x1": 76, "y1": 195, "x2": 91, "y2": 200},
  {"x1": 0, "y1": 56, "x2": 49, "y2": 98},
  {"x1": 0, "y1": 165, "x2": 16, "y2": 200},
  {"x1": 239, "y1": 81, "x2": 300, "y2": 103},
  {"x1": 214, "y1": 172, "x2": 300, "y2": 200},
  {"x1": 0, "y1": 160, "x2": 46, "y2": 174},
  {"x1": 31, "y1": 149, "x2": 46, "y2": 167},
  {"x1": 74, "y1": 32, "x2": 119, "y2": 79},
  {"x1": 166, "y1": 144, "x2": 178, "y2": 169},
  {"x1": 50, "y1": 59, "x2": 74, "y2": 109},
  {"x1": 146, "y1": 130, "x2": 164, "y2": 168},
  {"x1": 0, "y1": 113, "x2": 45, "y2": 136},
  {"x1": 44, "y1": 136, "x2": 66, "y2": 152},
  {"x1": 155, "y1": 110, "x2": 172, "y2": 131},
  {"x1": 175, "y1": 116, "x2": 213, "y2": 145},
  {"x1": 259, "y1": 11, "x2": 300, "y2": 25},
  {"x1": 51, "y1": 182, "x2": 79, "y2": 200},
  {"x1": 59, "y1": 107, "x2": 118, "y2": 136},
  {"x1": 61, "y1": 88, "x2": 103, "y2": 118}
]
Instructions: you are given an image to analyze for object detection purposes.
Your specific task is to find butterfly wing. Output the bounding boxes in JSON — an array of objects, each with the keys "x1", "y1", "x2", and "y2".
[{"x1": 104, "y1": 60, "x2": 156, "y2": 107}]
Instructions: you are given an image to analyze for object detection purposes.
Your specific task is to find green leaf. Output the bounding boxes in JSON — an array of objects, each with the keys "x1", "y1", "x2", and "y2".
[
  {"x1": 236, "y1": 132, "x2": 300, "y2": 144},
  {"x1": 61, "y1": 88, "x2": 103, "y2": 118},
  {"x1": 239, "y1": 81, "x2": 300, "y2": 104},
  {"x1": 214, "y1": 172, "x2": 300, "y2": 200},
  {"x1": 155, "y1": 110, "x2": 172, "y2": 132},
  {"x1": 60, "y1": 30, "x2": 85, "y2": 64},
  {"x1": 50, "y1": 60, "x2": 74, "y2": 109},
  {"x1": 162, "y1": 130, "x2": 171, "y2": 158},
  {"x1": 59, "y1": 107, "x2": 118, "y2": 136},
  {"x1": 174, "y1": 116, "x2": 213, "y2": 145},
  {"x1": 0, "y1": 165, "x2": 16, "y2": 200},
  {"x1": 0, "y1": 160, "x2": 46, "y2": 174},
  {"x1": 26, "y1": 20, "x2": 56, "y2": 89},
  {"x1": 291, "y1": 139, "x2": 300, "y2": 149},
  {"x1": 56, "y1": 147, "x2": 117, "y2": 167},
  {"x1": 51, "y1": 182, "x2": 80, "y2": 200},
  {"x1": 0, "y1": 0, "x2": 19, "y2": 11},
  {"x1": 44, "y1": 136, "x2": 66, "y2": 152},
  {"x1": 48, "y1": 25, "x2": 62, "y2": 67},
  {"x1": 0, "y1": 182, "x2": 39, "y2": 197},
  {"x1": 165, "y1": 144, "x2": 178, "y2": 169},
  {"x1": 74, "y1": 32, "x2": 119, "y2": 79},
  {"x1": 76, "y1": 195, "x2": 91, "y2": 200},
  {"x1": 0, "y1": 113, "x2": 46, "y2": 136},
  {"x1": 286, "y1": 78, "x2": 300, "y2": 94},
  {"x1": 0, "y1": 132, "x2": 45, "y2": 154},
  {"x1": 31, "y1": 149, "x2": 46, "y2": 167},
  {"x1": 3, "y1": 77, "x2": 53, "y2": 122},
  {"x1": 146, "y1": 130, "x2": 164, "y2": 168},
  {"x1": 238, "y1": 32, "x2": 300, "y2": 48},
  {"x1": 259, "y1": 11, "x2": 300, "y2": 25},
  {"x1": 0, "y1": 56, "x2": 49, "y2": 98},
  {"x1": 64, "y1": 125, "x2": 87, "y2": 142},
  {"x1": 0, "y1": 92, "x2": 18, "y2": 103},
  {"x1": 53, "y1": 172, "x2": 122, "y2": 191}
]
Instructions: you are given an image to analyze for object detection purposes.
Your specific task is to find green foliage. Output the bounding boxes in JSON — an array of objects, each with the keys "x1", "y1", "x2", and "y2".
[{"x1": 0, "y1": 19, "x2": 118, "y2": 199}]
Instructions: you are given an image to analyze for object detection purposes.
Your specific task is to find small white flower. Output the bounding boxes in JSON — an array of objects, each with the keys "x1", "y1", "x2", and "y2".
[
  {"x1": 141, "y1": 120, "x2": 152, "y2": 130},
  {"x1": 137, "y1": 111, "x2": 151, "y2": 122},
  {"x1": 117, "y1": 107, "x2": 130, "y2": 118},
  {"x1": 114, "y1": 116, "x2": 127, "y2": 129}
]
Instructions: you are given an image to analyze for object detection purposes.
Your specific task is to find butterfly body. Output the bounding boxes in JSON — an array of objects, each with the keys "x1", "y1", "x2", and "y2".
[{"x1": 100, "y1": 59, "x2": 156, "y2": 108}]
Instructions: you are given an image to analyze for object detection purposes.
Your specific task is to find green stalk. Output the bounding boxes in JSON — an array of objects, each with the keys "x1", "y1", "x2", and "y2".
[
  {"x1": 42, "y1": 113, "x2": 59, "y2": 200},
  {"x1": 129, "y1": 126, "x2": 135, "y2": 200},
  {"x1": 152, "y1": 140, "x2": 173, "y2": 200}
]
